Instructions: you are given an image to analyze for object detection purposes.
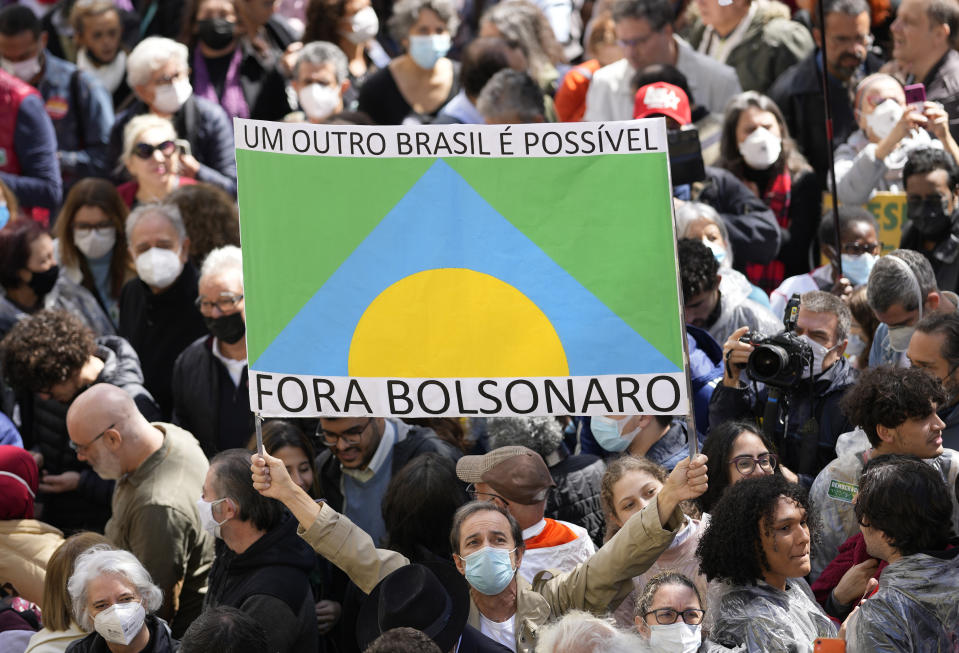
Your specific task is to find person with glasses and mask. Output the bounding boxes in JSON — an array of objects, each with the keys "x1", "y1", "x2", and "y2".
[
  {"x1": 809, "y1": 366, "x2": 959, "y2": 586},
  {"x1": 314, "y1": 416, "x2": 461, "y2": 545},
  {"x1": 172, "y1": 246, "x2": 252, "y2": 458},
  {"x1": 65, "y1": 383, "x2": 213, "y2": 638},
  {"x1": 633, "y1": 571, "x2": 704, "y2": 652}
]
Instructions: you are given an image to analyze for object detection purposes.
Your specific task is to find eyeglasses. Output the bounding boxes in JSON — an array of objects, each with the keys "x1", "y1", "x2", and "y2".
[
  {"x1": 907, "y1": 195, "x2": 950, "y2": 213},
  {"x1": 316, "y1": 418, "x2": 373, "y2": 447},
  {"x1": 133, "y1": 140, "x2": 176, "y2": 159},
  {"x1": 466, "y1": 483, "x2": 510, "y2": 507},
  {"x1": 69, "y1": 422, "x2": 115, "y2": 453},
  {"x1": 644, "y1": 608, "x2": 705, "y2": 625},
  {"x1": 841, "y1": 242, "x2": 879, "y2": 256},
  {"x1": 730, "y1": 452, "x2": 778, "y2": 475},
  {"x1": 617, "y1": 32, "x2": 657, "y2": 49},
  {"x1": 195, "y1": 292, "x2": 244, "y2": 314},
  {"x1": 829, "y1": 33, "x2": 873, "y2": 48}
]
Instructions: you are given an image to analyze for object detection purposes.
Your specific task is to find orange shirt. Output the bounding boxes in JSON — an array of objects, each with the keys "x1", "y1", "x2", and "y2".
[{"x1": 554, "y1": 59, "x2": 603, "y2": 123}]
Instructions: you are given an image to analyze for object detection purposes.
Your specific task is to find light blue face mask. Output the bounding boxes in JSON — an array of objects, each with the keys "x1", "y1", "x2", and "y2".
[
  {"x1": 408, "y1": 34, "x2": 450, "y2": 69},
  {"x1": 840, "y1": 252, "x2": 876, "y2": 286},
  {"x1": 458, "y1": 546, "x2": 516, "y2": 595},
  {"x1": 0, "y1": 204, "x2": 8, "y2": 230},
  {"x1": 591, "y1": 416, "x2": 630, "y2": 452}
]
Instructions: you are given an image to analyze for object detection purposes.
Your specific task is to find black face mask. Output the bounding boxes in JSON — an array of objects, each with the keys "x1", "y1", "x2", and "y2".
[
  {"x1": 204, "y1": 312, "x2": 246, "y2": 344},
  {"x1": 28, "y1": 265, "x2": 59, "y2": 298},
  {"x1": 197, "y1": 18, "x2": 236, "y2": 50},
  {"x1": 907, "y1": 197, "x2": 955, "y2": 238}
]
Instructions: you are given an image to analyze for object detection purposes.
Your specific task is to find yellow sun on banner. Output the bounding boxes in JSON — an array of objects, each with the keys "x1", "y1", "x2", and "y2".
[{"x1": 348, "y1": 268, "x2": 569, "y2": 377}]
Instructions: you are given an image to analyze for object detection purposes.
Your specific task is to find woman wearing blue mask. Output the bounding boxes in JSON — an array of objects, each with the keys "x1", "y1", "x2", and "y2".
[
  {"x1": 770, "y1": 206, "x2": 880, "y2": 321},
  {"x1": 357, "y1": 0, "x2": 459, "y2": 125}
]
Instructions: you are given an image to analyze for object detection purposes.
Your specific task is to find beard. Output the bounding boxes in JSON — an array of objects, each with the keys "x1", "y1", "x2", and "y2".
[{"x1": 92, "y1": 453, "x2": 124, "y2": 480}]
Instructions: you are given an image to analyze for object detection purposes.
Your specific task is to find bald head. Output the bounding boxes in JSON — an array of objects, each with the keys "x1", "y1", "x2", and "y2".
[{"x1": 67, "y1": 384, "x2": 141, "y2": 436}]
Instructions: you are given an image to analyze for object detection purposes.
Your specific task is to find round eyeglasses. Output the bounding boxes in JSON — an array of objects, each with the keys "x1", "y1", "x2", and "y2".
[{"x1": 730, "y1": 452, "x2": 778, "y2": 476}]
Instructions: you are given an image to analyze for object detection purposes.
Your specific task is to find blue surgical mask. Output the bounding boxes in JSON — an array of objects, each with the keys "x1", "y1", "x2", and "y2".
[
  {"x1": 591, "y1": 416, "x2": 630, "y2": 452},
  {"x1": 840, "y1": 252, "x2": 876, "y2": 286},
  {"x1": 457, "y1": 546, "x2": 516, "y2": 595},
  {"x1": 0, "y1": 205, "x2": 8, "y2": 230},
  {"x1": 702, "y1": 238, "x2": 727, "y2": 265},
  {"x1": 408, "y1": 34, "x2": 450, "y2": 69}
]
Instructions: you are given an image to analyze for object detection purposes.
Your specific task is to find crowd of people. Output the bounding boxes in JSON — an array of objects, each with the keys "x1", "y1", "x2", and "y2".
[{"x1": 0, "y1": 0, "x2": 959, "y2": 650}]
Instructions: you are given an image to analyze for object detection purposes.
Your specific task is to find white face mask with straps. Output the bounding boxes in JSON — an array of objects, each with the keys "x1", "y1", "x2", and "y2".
[{"x1": 884, "y1": 255, "x2": 925, "y2": 353}]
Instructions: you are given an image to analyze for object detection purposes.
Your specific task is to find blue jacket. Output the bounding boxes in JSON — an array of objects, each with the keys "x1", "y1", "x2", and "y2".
[
  {"x1": 0, "y1": 92, "x2": 62, "y2": 210},
  {"x1": 37, "y1": 51, "x2": 114, "y2": 184}
]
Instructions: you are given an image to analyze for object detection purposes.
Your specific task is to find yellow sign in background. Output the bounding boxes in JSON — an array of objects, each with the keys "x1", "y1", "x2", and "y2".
[{"x1": 822, "y1": 192, "x2": 906, "y2": 263}]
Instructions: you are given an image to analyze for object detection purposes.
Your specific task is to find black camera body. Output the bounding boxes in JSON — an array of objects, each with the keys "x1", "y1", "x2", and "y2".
[{"x1": 738, "y1": 330, "x2": 812, "y2": 387}]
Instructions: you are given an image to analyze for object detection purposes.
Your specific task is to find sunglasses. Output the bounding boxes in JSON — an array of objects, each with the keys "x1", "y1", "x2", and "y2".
[{"x1": 133, "y1": 140, "x2": 177, "y2": 159}]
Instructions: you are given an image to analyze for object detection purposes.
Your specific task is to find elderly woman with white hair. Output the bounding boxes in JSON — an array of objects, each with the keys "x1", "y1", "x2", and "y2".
[
  {"x1": 65, "y1": 547, "x2": 175, "y2": 653},
  {"x1": 116, "y1": 115, "x2": 197, "y2": 209},
  {"x1": 107, "y1": 37, "x2": 237, "y2": 196},
  {"x1": 675, "y1": 201, "x2": 771, "y2": 310}
]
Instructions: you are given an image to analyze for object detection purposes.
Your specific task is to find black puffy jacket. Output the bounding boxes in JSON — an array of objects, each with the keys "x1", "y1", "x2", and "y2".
[{"x1": 544, "y1": 447, "x2": 606, "y2": 548}]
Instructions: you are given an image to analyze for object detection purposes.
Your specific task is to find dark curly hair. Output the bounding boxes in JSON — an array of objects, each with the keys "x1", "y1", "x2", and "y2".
[
  {"x1": 840, "y1": 366, "x2": 947, "y2": 448},
  {"x1": 855, "y1": 454, "x2": 954, "y2": 555},
  {"x1": 697, "y1": 420, "x2": 782, "y2": 514},
  {"x1": 166, "y1": 183, "x2": 240, "y2": 267},
  {"x1": 0, "y1": 309, "x2": 97, "y2": 393},
  {"x1": 304, "y1": 0, "x2": 348, "y2": 44},
  {"x1": 696, "y1": 474, "x2": 813, "y2": 586},
  {"x1": 678, "y1": 238, "x2": 719, "y2": 299}
]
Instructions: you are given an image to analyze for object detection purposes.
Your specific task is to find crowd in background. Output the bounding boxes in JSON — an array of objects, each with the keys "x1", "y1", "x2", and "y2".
[{"x1": 0, "y1": 0, "x2": 958, "y2": 650}]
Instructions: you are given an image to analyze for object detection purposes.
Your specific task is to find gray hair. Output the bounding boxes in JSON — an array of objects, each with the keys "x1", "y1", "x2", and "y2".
[
  {"x1": 820, "y1": 0, "x2": 870, "y2": 20},
  {"x1": 293, "y1": 41, "x2": 349, "y2": 84},
  {"x1": 126, "y1": 36, "x2": 188, "y2": 88},
  {"x1": 534, "y1": 610, "x2": 647, "y2": 653},
  {"x1": 801, "y1": 290, "x2": 852, "y2": 344},
  {"x1": 200, "y1": 245, "x2": 243, "y2": 284},
  {"x1": 125, "y1": 202, "x2": 187, "y2": 245},
  {"x1": 611, "y1": 0, "x2": 674, "y2": 30},
  {"x1": 674, "y1": 201, "x2": 734, "y2": 268},
  {"x1": 487, "y1": 418, "x2": 564, "y2": 458},
  {"x1": 480, "y1": 0, "x2": 562, "y2": 82},
  {"x1": 67, "y1": 546, "x2": 163, "y2": 632},
  {"x1": 121, "y1": 114, "x2": 178, "y2": 165},
  {"x1": 867, "y1": 249, "x2": 937, "y2": 314},
  {"x1": 387, "y1": 0, "x2": 459, "y2": 44},
  {"x1": 477, "y1": 69, "x2": 545, "y2": 123}
]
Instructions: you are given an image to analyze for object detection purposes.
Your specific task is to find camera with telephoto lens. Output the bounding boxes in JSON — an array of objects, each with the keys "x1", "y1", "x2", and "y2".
[{"x1": 737, "y1": 294, "x2": 813, "y2": 387}]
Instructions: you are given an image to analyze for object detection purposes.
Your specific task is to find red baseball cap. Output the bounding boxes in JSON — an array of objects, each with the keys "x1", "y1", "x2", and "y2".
[{"x1": 633, "y1": 82, "x2": 692, "y2": 126}]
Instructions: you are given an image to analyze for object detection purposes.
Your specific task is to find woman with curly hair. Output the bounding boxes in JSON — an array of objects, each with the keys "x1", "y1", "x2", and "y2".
[
  {"x1": 479, "y1": 0, "x2": 566, "y2": 95},
  {"x1": 695, "y1": 474, "x2": 837, "y2": 651},
  {"x1": 600, "y1": 456, "x2": 706, "y2": 628},
  {"x1": 166, "y1": 183, "x2": 240, "y2": 267}
]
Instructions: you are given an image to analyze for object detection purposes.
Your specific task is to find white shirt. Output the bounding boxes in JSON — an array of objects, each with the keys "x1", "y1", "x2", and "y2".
[
  {"x1": 211, "y1": 338, "x2": 247, "y2": 387},
  {"x1": 341, "y1": 419, "x2": 396, "y2": 483},
  {"x1": 479, "y1": 613, "x2": 516, "y2": 651}
]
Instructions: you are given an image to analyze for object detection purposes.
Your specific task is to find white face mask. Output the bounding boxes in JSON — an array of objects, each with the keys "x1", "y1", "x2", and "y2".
[
  {"x1": 135, "y1": 247, "x2": 183, "y2": 289},
  {"x1": 845, "y1": 332, "x2": 867, "y2": 357},
  {"x1": 738, "y1": 126, "x2": 782, "y2": 170},
  {"x1": 1, "y1": 54, "x2": 42, "y2": 82},
  {"x1": 865, "y1": 98, "x2": 903, "y2": 141},
  {"x1": 152, "y1": 77, "x2": 192, "y2": 114},
  {"x1": 196, "y1": 497, "x2": 230, "y2": 539},
  {"x1": 77, "y1": 49, "x2": 127, "y2": 94},
  {"x1": 648, "y1": 622, "x2": 702, "y2": 653},
  {"x1": 345, "y1": 6, "x2": 379, "y2": 44},
  {"x1": 75, "y1": 227, "x2": 117, "y2": 259},
  {"x1": 799, "y1": 334, "x2": 837, "y2": 377},
  {"x1": 298, "y1": 83, "x2": 340, "y2": 121},
  {"x1": 93, "y1": 601, "x2": 145, "y2": 645}
]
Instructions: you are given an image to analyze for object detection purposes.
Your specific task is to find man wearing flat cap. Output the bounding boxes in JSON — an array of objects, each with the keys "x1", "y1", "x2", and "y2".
[{"x1": 456, "y1": 446, "x2": 595, "y2": 583}]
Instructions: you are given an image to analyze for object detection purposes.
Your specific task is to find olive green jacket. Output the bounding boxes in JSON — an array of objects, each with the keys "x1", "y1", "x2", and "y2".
[{"x1": 298, "y1": 498, "x2": 684, "y2": 652}]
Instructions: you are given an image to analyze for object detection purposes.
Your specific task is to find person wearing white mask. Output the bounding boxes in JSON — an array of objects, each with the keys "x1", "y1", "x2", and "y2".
[
  {"x1": 54, "y1": 178, "x2": 134, "y2": 326},
  {"x1": 69, "y1": 1, "x2": 131, "y2": 110},
  {"x1": 719, "y1": 91, "x2": 820, "y2": 295},
  {"x1": 65, "y1": 547, "x2": 174, "y2": 653},
  {"x1": 200, "y1": 449, "x2": 319, "y2": 653},
  {"x1": 357, "y1": 0, "x2": 459, "y2": 124},
  {"x1": 770, "y1": 208, "x2": 880, "y2": 320},
  {"x1": 65, "y1": 384, "x2": 212, "y2": 639},
  {"x1": 109, "y1": 37, "x2": 237, "y2": 196},
  {"x1": 287, "y1": 40, "x2": 350, "y2": 123},
  {"x1": 633, "y1": 572, "x2": 704, "y2": 653},
  {"x1": 834, "y1": 73, "x2": 959, "y2": 205},
  {"x1": 118, "y1": 201, "x2": 208, "y2": 418}
]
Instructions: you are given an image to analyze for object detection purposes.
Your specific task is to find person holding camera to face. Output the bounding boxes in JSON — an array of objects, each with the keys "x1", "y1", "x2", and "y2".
[{"x1": 710, "y1": 290, "x2": 858, "y2": 487}]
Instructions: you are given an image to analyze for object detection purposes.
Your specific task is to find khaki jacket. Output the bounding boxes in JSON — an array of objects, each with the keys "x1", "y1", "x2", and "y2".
[
  {"x1": 0, "y1": 519, "x2": 63, "y2": 604},
  {"x1": 299, "y1": 497, "x2": 684, "y2": 652}
]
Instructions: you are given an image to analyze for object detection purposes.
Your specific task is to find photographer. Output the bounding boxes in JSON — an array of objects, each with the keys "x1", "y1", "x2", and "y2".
[{"x1": 710, "y1": 291, "x2": 857, "y2": 486}]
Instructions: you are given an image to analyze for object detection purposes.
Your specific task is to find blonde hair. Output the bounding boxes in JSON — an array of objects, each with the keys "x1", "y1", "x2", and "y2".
[
  {"x1": 121, "y1": 114, "x2": 178, "y2": 165},
  {"x1": 41, "y1": 533, "x2": 112, "y2": 631}
]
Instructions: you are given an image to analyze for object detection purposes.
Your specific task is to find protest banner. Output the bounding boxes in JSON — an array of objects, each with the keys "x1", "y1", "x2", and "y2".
[{"x1": 235, "y1": 119, "x2": 688, "y2": 418}]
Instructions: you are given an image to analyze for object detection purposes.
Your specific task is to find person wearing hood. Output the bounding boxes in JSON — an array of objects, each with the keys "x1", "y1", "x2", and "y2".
[
  {"x1": 678, "y1": 237, "x2": 781, "y2": 346},
  {"x1": 172, "y1": 246, "x2": 252, "y2": 458},
  {"x1": 203, "y1": 448, "x2": 318, "y2": 653},
  {"x1": 712, "y1": 290, "x2": 857, "y2": 484},
  {"x1": 808, "y1": 366, "x2": 959, "y2": 586},
  {"x1": 66, "y1": 384, "x2": 213, "y2": 639},
  {"x1": 845, "y1": 454, "x2": 959, "y2": 651},
  {"x1": 909, "y1": 312, "x2": 959, "y2": 449},
  {"x1": 833, "y1": 74, "x2": 959, "y2": 206},
  {"x1": 0, "y1": 309, "x2": 159, "y2": 534},
  {"x1": 118, "y1": 202, "x2": 208, "y2": 419},
  {"x1": 900, "y1": 147, "x2": 959, "y2": 293},
  {"x1": 287, "y1": 40, "x2": 351, "y2": 124},
  {"x1": 251, "y1": 446, "x2": 708, "y2": 653},
  {"x1": 770, "y1": 207, "x2": 879, "y2": 321}
]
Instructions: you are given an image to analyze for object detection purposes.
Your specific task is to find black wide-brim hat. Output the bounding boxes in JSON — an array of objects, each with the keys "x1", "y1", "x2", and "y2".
[{"x1": 356, "y1": 560, "x2": 471, "y2": 651}]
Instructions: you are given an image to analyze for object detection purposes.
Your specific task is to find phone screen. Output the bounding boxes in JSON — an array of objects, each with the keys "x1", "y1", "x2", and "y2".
[{"x1": 904, "y1": 83, "x2": 926, "y2": 108}]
